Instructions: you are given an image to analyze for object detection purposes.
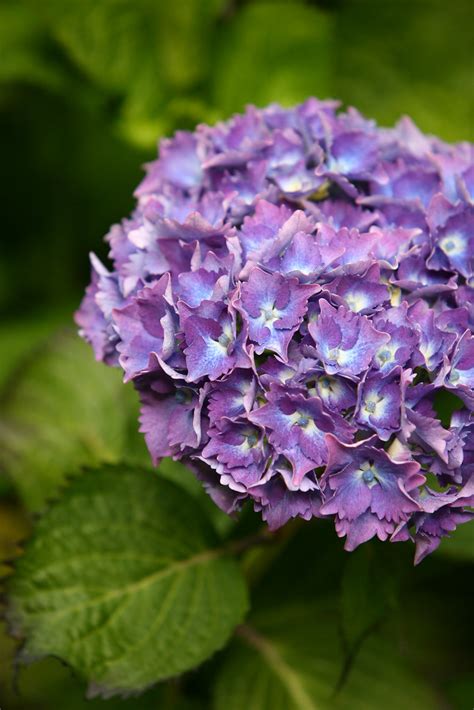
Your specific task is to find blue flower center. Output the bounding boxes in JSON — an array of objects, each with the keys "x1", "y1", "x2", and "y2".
[
  {"x1": 246, "y1": 433, "x2": 258, "y2": 447},
  {"x1": 442, "y1": 239, "x2": 455, "y2": 252},
  {"x1": 297, "y1": 415, "x2": 309, "y2": 428},
  {"x1": 319, "y1": 376, "x2": 333, "y2": 390},
  {"x1": 364, "y1": 400, "x2": 376, "y2": 413},
  {"x1": 174, "y1": 389, "x2": 188, "y2": 404},
  {"x1": 362, "y1": 469, "x2": 375, "y2": 483},
  {"x1": 378, "y1": 349, "x2": 391, "y2": 363},
  {"x1": 262, "y1": 306, "x2": 278, "y2": 323}
]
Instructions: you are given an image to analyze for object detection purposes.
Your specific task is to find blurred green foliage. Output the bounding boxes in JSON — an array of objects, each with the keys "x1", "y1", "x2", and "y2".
[{"x1": 0, "y1": 0, "x2": 473, "y2": 707}]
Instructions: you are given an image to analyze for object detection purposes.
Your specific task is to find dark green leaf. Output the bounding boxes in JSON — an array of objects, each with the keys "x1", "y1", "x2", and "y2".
[
  {"x1": 386, "y1": 561, "x2": 474, "y2": 680},
  {"x1": 7, "y1": 464, "x2": 248, "y2": 696},
  {"x1": 213, "y1": 602, "x2": 439, "y2": 710},
  {"x1": 340, "y1": 544, "x2": 400, "y2": 648},
  {"x1": 214, "y1": 604, "x2": 341, "y2": 710}
]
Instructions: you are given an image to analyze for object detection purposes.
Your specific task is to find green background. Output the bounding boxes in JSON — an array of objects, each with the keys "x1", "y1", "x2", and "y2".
[{"x1": 0, "y1": 0, "x2": 473, "y2": 708}]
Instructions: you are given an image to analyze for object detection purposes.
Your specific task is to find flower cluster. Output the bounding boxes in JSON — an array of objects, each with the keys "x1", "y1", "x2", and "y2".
[{"x1": 76, "y1": 99, "x2": 474, "y2": 562}]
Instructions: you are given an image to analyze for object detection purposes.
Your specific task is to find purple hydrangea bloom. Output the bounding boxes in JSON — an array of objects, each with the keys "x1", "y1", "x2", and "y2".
[
  {"x1": 77, "y1": 98, "x2": 474, "y2": 562},
  {"x1": 355, "y1": 368, "x2": 403, "y2": 440},
  {"x1": 308, "y1": 299, "x2": 390, "y2": 377},
  {"x1": 236, "y1": 267, "x2": 319, "y2": 359},
  {"x1": 248, "y1": 384, "x2": 354, "y2": 486},
  {"x1": 320, "y1": 435, "x2": 425, "y2": 550}
]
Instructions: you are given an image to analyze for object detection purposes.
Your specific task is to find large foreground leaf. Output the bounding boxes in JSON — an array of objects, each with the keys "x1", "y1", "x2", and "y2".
[
  {"x1": 6, "y1": 464, "x2": 248, "y2": 696},
  {"x1": 213, "y1": 602, "x2": 439, "y2": 710}
]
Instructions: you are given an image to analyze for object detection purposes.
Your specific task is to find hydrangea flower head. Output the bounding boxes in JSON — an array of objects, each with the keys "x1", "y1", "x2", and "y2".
[{"x1": 76, "y1": 98, "x2": 474, "y2": 562}]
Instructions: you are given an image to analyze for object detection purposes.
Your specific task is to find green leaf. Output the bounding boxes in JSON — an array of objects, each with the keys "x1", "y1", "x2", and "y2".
[
  {"x1": 211, "y1": 1, "x2": 331, "y2": 115},
  {"x1": 213, "y1": 602, "x2": 439, "y2": 709},
  {"x1": 7, "y1": 464, "x2": 248, "y2": 696},
  {"x1": 214, "y1": 605, "x2": 341, "y2": 710},
  {"x1": 386, "y1": 561, "x2": 474, "y2": 680},
  {"x1": 331, "y1": 631, "x2": 440, "y2": 710},
  {"x1": 0, "y1": 329, "x2": 144, "y2": 511},
  {"x1": 340, "y1": 544, "x2": 400, "y2": 648}
]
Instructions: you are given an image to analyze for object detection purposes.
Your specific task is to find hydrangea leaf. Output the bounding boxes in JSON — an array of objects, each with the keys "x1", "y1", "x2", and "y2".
[
  {"x1": 387, "y1": 566, "x2": 474, "y2": 681},
  {"x1": 340, "y1": 545, "x2": 400, "y2": 648},
  {"x1": 212, "y1": 2, "x2": 331, "y2": 114},
  {"x1": 0, "y1": 639, "x2": 208, "y2": 710},
  {"x1": 213, "y1": 603, "x2": 439, "y2": 710},
  {"x1": 6, "y1": 464, "x2": 248, "y2": 697},
  {"x1": 0, "y1": 330, "x2": 144, "y2": 511}
]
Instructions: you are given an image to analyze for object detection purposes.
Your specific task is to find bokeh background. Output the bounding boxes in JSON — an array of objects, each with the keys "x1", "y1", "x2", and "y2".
[{"x1": 1, "y1": 1, "x2": 473, "y2": 708}]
